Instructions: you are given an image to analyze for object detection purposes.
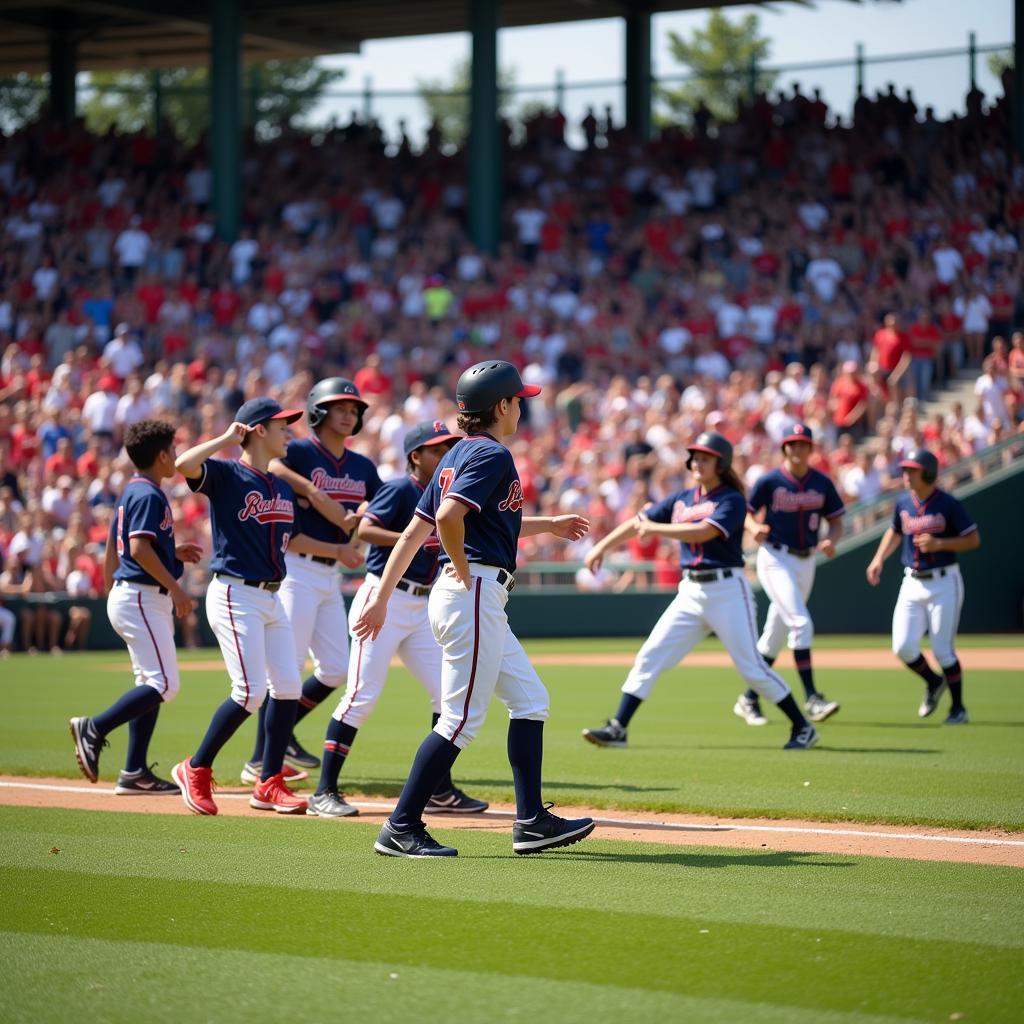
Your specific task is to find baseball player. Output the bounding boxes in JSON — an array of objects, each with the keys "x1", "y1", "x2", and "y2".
[
  {"x1": 69, "y1": 420, "x2": 201, "y2": 793},
  {"x1": 354, "y1": 360, "x2": 595, "y2": 857},
  {"x1": 308, "y1": 420, "x2": 488, "y2": 818},
  {"x1": 242, "y1": 377, "x2": 379, "y2": 784},
  {"x1": 866, "y1": 447, "x2": 980, "y2": 724},
  {"x1": 581, "y1": 431, "x2": 819, "y2": 752},
  {"x1": 734, "y1": 423, "x2": 846, "y2": 727},
  {"x1": 171, "y1": 397, "x2": 358, "y2": 816}
]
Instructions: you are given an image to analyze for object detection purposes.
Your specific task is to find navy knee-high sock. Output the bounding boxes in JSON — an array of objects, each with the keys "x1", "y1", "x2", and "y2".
[
  {"x1": 508, "y1": 718, "x2": 544, "y2": 821},
  {"x1": 317, "y1": 718, "x2": 359, "y2": 794},
  {"x1": 261, "y1": 697, "x2": 299, "y2": 781},
  {"x1": 614, "y1": 693, "x2": 643, "y2": 728},
  {"x1": 943, "y1": 660, "x2": 964, "y2": 711},
  {"x1": 904, "y1": 654, "x2": 943, "y2": 689},
  {"x1": 92, "y1": 685, "x2": 162, "y2": 737},
  {"x1": 250, "y1": 699, "x2": 268, "y2": 762},
  {"x1": 125, "y1": 706, "x2": 160, "y2": 772},
  {"x1": 390, "y1": 732, "x2": 461, "y2": 830},
  {"x1": 431, "y1": 712, "x2": 455, "y2": 794},
  {"x1": 775, "y1": 693, "x2": 807, "y2": 728},
  {"x1": 194, "y1": 698, "x2": 251, "y2": 769},
  {"x1": 294, "y1": 675, "x2": 335, "y2": 725},
  {"x1": 793, "y1": 648, "x2": 817, "y2": 700}
]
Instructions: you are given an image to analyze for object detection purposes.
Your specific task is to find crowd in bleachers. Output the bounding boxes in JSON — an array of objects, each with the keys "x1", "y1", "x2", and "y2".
[{"x1": 0, "y1": 70, "x2": 1021, "y2": 649}]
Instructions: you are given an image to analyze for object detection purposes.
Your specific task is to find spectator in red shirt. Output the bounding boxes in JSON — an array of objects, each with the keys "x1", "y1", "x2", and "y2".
[
  {"x1": 869, "y1": 312, "x2": 911, "y2": 401},
  {"x1": 353, "y1": 353, "x2": 393, "y2": 399},
  {"x1": 829, "y1": 360, "x2": 870, "y2": 440},
  {"x1": 907, "y1": 309, "x2": 942, "y2": 401}
]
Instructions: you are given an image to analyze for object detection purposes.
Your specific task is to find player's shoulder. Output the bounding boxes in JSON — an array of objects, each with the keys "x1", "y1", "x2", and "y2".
[
  {"x1": 454, "y1": 434, "x2": 512, "y2": 465},
  {"x1": 343, "y1": 447, "x2": 378, "y2": 474},
  {"x1": 375, "y1": 474, "x2": 416, "y2": 500}
]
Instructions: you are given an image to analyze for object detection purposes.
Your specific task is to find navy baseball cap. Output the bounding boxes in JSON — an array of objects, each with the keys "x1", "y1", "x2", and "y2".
[
  {"x1": 403, "y1": 420, "x2": 461, "y2": 459},
  {"x1": 236, "y1": 397, "x2": 303, "y2": 427},
  {"x1": 781, "y1": 422, "x2": 815, "y2": 446}
]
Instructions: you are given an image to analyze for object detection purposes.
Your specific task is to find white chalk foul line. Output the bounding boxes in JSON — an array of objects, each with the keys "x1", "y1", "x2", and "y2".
[{"x1": 3, "y1": 779, "x2": 1023, "y2": 849}]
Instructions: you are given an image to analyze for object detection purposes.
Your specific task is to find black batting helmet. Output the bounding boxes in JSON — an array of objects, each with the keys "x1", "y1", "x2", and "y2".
[
  {"x1": 306, "y1": 378, "x2": 369, "y2": 434},
  {"x1": 455, "y1": 360, "x2": 541, "y2": 415},
  {"x1": 686, "y1": 431, "x2": 734, "y2": 472},
  {"x1": 899, "y1": 448, "x2": 938, "y2": 484}
]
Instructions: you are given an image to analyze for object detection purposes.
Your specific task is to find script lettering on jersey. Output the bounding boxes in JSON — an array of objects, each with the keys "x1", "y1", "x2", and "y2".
[
  {"x1": 900, "y1": 510, "x2": 946, "y2": 535},
  {"x1": 771, "y1": 487, "x2": 825, "y2": 513},
  {"x1": 497, "y1": 480, "x2": 524, "y2": 513},
  {"x1": 671, "y1": 499, "x2": 715, "y2": 524},
  {"x1": 238, "y1": 491, "x2": 294, "y2": 524},
  {"x1": 159, "y1": 506, "x2": 174, "y2": 532},
  {"x1": 309, "y1": 467, "x2": 368, "y2": 502}
]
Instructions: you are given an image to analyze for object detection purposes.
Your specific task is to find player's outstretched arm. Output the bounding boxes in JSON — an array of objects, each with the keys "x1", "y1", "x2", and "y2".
[
  {"x1": 745, "y1": 511, "x2": 770, "y2": 543},
  {"x1": 287, "y1": 532, "x2": 364, "y2": 568},
  {"x1": 353, "y1": 515, "x2": 435, "y2": 641},
  {"x1": 818, "y1": 515, "x2": 844, "y2": 558},
  {"x1": 357, "y1": 518, "x2": 403, "y2": 549},
  {"x1": 866, "y1": 528, "x2": 900, "y2": 585},
  {"x1": 268, "y1": 458, "x2": 360, "y2": 532},
  {"x1": 175, "y1": 422, "x2": 250, "y2": 479},
  {"x1": 914, "y1": 529, "x2": 981, "y2": 554},
  {"x1": 638, "y1": 520, "x2": 721, "y2": 543},
  {"x1": 584, "y1": 516, "x2": 641, "y2": 573},
  {"x1": 520, "y1": 514, "x2": 589, "y2": 540}
]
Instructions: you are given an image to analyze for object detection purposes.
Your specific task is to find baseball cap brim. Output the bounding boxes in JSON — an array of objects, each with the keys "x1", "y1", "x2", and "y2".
[
  {"x1": 268, "y1": 409, "x2": 304, "y2": 424},
  {"x1": 781, "y1": 434, "x2": 815, "y2": 446},
  {"x1": 418, "y1": 432, "x2": 461, "y2": 448},
  {"x1": 687, "y1": 444, "x2": 724, "y2": 458},
  {"x1": 899, "y1": 459, "x2": 926, "y2": 471},
  {"x1": 516, "y1": 384, "x2": 542, "y2": 399}
]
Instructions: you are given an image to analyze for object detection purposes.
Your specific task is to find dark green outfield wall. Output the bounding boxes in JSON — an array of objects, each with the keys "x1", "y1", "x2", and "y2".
[{"x1": 7, "y1": 467, "x2": 1021, "y2": 649}]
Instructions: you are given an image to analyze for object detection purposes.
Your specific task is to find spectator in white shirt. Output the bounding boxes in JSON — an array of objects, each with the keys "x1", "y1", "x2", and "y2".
[
  {"x1": 805, "y1": 250, "x2": 844, "y2": 302},
  {"x1": 955, "y1": 287, "x2": 993, "y2": 363},
  {"x1": 115, "y1": 376, "x2": 153, "y2": 428},
  {"x1": 513, "y1": 199, "x2": 546, "y2": 262},
  {"x1": 81, "y1": 377, "x2": 121, "y2": 437},
  {"x1": 931, "y1": 239, "x2": 964, "y2": 285},
  {"x1": 974, "y1": 356, "x2": 1009, "y2": 424},
  {"x1": 103, "y1": 324, "x2": 144, "y2": 379},
  {"x1": 113, "y1": 217, "x2": 151, "y2": 281}
]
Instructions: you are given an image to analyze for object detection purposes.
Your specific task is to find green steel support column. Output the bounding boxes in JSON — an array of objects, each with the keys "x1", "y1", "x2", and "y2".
[
  {"x1": 624, "y1": 5, "x2": 652, "y2": 141},
  {"x1": 855, "y1": 43, "x2": 864, "y2": 94},
  {"x1": 211, "y1": 0, "x2": 242, "y2": 242},
  {"x1": 468, "y1": 0, "x2": 500, "y2": 255},
  {"x1": 555, "y1": 67, "x2": 565, "y2": 111},
  {"x1": 363, "y1": 76, "x2": 373, "y2": 122},
  {"x1": 1014, "y1": 0, "x2": 1023, "y2": 156},
  {"x1": 48, "y1": 30, "x2": 77, "y2": 126}
]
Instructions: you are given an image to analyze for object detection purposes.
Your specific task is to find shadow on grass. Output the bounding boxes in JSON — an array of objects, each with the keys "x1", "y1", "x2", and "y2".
[
  {"x1": 474, "y1": 849, "x2": 855, "y2": 868},
  {"x1": 692, "y1": 744, "x2": 943, "y2": 754},
  {"x1": 346, "y1": 778, "x2": 675, "y2": 797}
]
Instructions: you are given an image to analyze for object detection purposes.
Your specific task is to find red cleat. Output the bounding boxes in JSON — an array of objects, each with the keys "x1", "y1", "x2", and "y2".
[
  {"x1": 172, "y1": 758, "x2": 218, "y2": 816},
  {"x1": 250, "y1": 773, "x2": 308, "y2": 814}
]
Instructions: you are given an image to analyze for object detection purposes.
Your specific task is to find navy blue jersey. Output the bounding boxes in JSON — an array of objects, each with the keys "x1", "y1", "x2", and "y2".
[
  {"x1": 644, "y1": 485, "x2": 747, "y2": 570},
  {"x1": 749, "y1": 467, "x2": 845, "y2": 549},
  {"x1": 281, "y1": 436, "x2": 380, "y2": 544},
  {"x1": 414, "y1": 434, "x2": 522, "y2": 574},
  {"x1": 187, "y1": 458, "x2": 295, "y2": 582},
  {"x1": 892, "y1": 488, "x2": 977, "y2": 571},
  {"x1": 363, "y1": 475, "x2": 441, "y2": 585},
  {"x1": 111, "y1": 475, "x2": 183, "y2": 585}
]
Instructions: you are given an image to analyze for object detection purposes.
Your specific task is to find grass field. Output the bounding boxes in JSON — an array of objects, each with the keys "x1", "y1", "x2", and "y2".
[{"x1": 1, "y1": 637, "x2": 1022, "y2": 1023}]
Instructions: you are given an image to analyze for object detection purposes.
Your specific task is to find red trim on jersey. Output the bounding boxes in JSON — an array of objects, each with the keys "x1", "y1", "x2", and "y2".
[
  {"x1": 225, "y1": 585, "x2": 250, "y2": 705},
  {"x1": 236, "y1": 459, "x2": 275, "y2": 483},
  {"x1": 310, "y1": 433, "x2": 348, "y2": 469},
  {"x1": 137, "y1": 591, "x2": 168, "y2": 695},
  {"x1": 450, "y1": 578, "x2": 482, "y2": 744}
]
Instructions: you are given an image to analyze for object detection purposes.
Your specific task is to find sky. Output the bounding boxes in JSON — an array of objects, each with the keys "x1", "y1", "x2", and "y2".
[{"x1": 310, "y1": 0, "x2": 1014, "y2": 143}]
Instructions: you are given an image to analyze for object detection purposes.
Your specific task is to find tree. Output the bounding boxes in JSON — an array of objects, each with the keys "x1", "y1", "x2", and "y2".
[
  {"x1": 81, "y1": 58, "x2": 344, "y2": 143},
  {"x1": 0, "y1": 73, "x2": 47, "y2": 134},
  {"x1": 986, "y1": 49, "x2": 1013, "y2": 79},
  {"x1": 417, "y1": 57, "x2": 517, "y2": 146},
  {"x1": 659, "y1": 10, "x2": 778, "y2": 126}
]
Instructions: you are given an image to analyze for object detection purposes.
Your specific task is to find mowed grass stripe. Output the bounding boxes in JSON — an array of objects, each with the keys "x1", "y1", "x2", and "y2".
[
  {"x1": 3, "y1": 647, "x2": 1023, "y2": 828},
  {"x1": 0, "y1": 933, "x2": 921, "y2": 1024},
  {"x1": 3, "y1": 862, "x2": 1020, "y2": 1022},
  {"x1": 2, "y1": 808, "x2": 1022, "y2": 950}
]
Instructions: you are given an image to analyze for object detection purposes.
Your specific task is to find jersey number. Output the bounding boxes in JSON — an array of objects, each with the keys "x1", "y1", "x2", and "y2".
[
  {"x1": 116, "y1": 506, "x2": 125, "y2": 556},
  {"x1": 438, "y1": 468, "x2": 455, "y2": 500}
]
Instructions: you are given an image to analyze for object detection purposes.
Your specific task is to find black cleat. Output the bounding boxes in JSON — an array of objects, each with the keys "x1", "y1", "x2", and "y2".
[
  {"x1": 512, "y1": 805, "x2": 595, "y2": 855},
  {"x1": 285, "y1": 736, "x2": 321, "y2": 771},
  {"x1": 425, "y1": 787, "x2": 489, "y2": 814},
  {"x1": 783, "y1": 723, "x2": 818, "y2": 750},
  {"x1": 581, "y1": 719, "x2": 628, "y2": 748},
  {"x1": 374, "y1": 820, "x2": 458, "y2": 858},
  {"x1": 943, "y1": 708, "x2": 969, "y2": 725},
  {"x1": 115, "y1": 765, "x2": 179, "y2": 795},
  {"x1": 918, "y1": 680, "x2": 948, "y2": 719},
  {"x1": 69, "y1": 717, "x2": 106, "y2": 783}
]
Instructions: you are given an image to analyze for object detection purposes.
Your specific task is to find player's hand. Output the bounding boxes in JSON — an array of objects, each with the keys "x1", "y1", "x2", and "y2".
[
  {"x1": 584, "y1": 546, "x2": 606, "y2": 573},
  {"x1": 175, "y1": 542, "x2": 203, "y2": 564},
  {"x1": 170, "y1": 584, "x2": 195, "y2": 619},
  {"x1": 635, "y1": 513, "x2": 652, "y2": 538},
  {"x1": 549, "y1": 514, "x2": 590, "y2": 541},
  {"x1": 444, "y1": 563, "x2": 472, "y2": 590},
  {"x1": 341, "y1": 509, "x2": 363, "y2": 533},
  {"x1": 335, "y1": 543, "x2": 364, "y2": 569},
  {"x1": 223, "y1": 421, "x2": 252, "y2": 445},
  {"x1": 866, "y1": 561, "x2": 882, "y2": 586},
  {"x1": 817, "y1": 539, "x2": 836, "y2": 559},
  {"x1": 353, "y1": 593, "x2": 388, "y2": 641},
  {"x1": 914, "y1": 533, "x2": 940, "y2": 552},
  {"x1": 750, "y1": 522, "x2": 771, "y2": 544}
]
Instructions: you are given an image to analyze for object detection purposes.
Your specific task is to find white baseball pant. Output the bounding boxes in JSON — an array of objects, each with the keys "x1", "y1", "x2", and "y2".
[
  {"x1": 756, "y1": 544, "x2": 817, "y2": 656},
  {"x1": 332, "y1": 575, "x2": 443, "y2": 728},
  {"x1": 892, "y1": 565, "x2": 965, "y2": 668},
  {"x1": 106, "y1": 581, "x2": 180, "y2": 699},
  {"x1": 0, "y1": 605, "x2": 15, "y2": 646},
  {"x1": 280, "y1": 552, "x2": 348, "y2": 686},
  {"x1": 428, "y1": 565, "x2": 549, "y2": 750},
  {"x1": 205, "y1": 575, "x2": 301, "y2": 712},
  {"x1": 621, "y1": 572, "x2": 790, "y2": 703}
]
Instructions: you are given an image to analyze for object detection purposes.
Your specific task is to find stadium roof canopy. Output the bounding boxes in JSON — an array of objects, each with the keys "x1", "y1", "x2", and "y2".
[{"x1": 1, "y1": 0, "x2": 778, "y2": 74}]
